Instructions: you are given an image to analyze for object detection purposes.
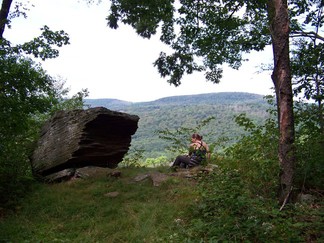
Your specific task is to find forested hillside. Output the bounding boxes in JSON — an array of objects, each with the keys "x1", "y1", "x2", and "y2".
[{"x1": 85, "y1": 92, "x2": 271, "y2": 158}]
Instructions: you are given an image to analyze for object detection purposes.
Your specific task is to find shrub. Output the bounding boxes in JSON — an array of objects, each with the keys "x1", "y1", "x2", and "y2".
[{"x1": 184, "y1": 169, "x2": 304, "y2": 242}]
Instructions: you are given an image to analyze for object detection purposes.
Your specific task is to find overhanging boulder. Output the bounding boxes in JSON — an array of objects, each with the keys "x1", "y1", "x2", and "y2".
[{"x1": 30, "y1": 107, "x2": 139, "y2": 180}]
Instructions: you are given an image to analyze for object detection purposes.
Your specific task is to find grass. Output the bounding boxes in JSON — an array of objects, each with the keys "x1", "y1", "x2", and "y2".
[
  {"x1": 1, "y1": 165, "x2": 323, "y2": 242},
  {"x1": 0, "y1": 166, "x2": 198, "y2": 242}
]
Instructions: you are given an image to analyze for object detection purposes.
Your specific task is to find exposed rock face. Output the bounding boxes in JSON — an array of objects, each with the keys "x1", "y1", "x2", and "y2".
[{"x1": 31, "y1": 107, "x2": 139, "y2": 181}]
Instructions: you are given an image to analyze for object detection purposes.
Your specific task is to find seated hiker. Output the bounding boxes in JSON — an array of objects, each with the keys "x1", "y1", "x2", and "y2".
[{"x1": 172, "y1": 133, "x2": 210, "y2": 169}]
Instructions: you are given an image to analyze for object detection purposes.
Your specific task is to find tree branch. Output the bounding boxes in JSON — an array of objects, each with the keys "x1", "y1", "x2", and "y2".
[
  {"x1": 279, "y1": 186, "x2": 293, "y2": 211},
  {"x1": 290, "y1": 31, "x2": 324, "y2": 42}
]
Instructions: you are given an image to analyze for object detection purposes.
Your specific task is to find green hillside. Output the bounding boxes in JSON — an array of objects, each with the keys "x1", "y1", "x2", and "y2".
[{"x1": 84, "y1": 92, "x2": 271, "y2": 158}]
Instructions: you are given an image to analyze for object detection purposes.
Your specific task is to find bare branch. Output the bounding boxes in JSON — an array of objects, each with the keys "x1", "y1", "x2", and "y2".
[{"x1": 279, "y1": 186, "x2": 293, "y2": 211}]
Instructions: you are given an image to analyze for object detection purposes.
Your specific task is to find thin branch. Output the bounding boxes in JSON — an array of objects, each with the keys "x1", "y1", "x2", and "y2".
[
  {"x1": 279, "y1": 186, "x2": 293, "y2": 211},
  {"x1": 290, "y1": 31, "x2": 324, "y2": 42},
  {"x1": 226, "y1": 2, "x2": 242, "y2": 19}
]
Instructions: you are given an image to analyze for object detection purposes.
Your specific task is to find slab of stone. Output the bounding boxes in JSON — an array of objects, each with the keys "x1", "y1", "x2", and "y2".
[{"x1": 31, "y1": 107, "x2": 139, "y2": 180}]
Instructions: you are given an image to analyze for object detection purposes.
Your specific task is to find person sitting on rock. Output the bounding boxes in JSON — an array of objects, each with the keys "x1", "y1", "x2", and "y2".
[{"x1": 171, "y1": 133, "x2": 210, "y2": 169}]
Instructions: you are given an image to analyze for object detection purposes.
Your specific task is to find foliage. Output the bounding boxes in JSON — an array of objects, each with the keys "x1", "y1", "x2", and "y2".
[
  {"x1": 0, "y1": 1, "x2": 89, "y2": 207},
  {"x1": 220, "y1": 97, "x2": 280, "y2": 197},
  {"x1": 11, "y1": 25, "x2": 70, "y2": 60},
  {"x1": 120, "y1": 147, "x2": 145, "y2": 168},
  {"x1": 290, "y1": 0, "x2": 324, "y2": 133},
  {"x1": 156, "y1": 115, "x2": 227, "y2": 167},
  {"x1": 0, "y1": 56, "x2": 88, "y2": 206},
  {"x1": 0, "y1": 43, "x2": 88, "y2": 207},
  {"x1": 171, "y1": 97, "x2": 323, "y2": 242},
  {"x1": 291, "y1": 41, "x2": 324, "y2": 103},
  {"x1": 215, "y1": 95, "x2": 323, "y2": 194},
  {"x1": 121, "y1": 149, "x2": 170, "y2": 168},
  {"x1": 156, "y1": 116, "x2": 216, "y2": 158},
  {"x1": 294, "y1": 101, "x2": 324, "y2": 190},
  {"x1": 0, "y1": 51, "x2": 55, "y2": 137},
  {"x1": 142, "y1": 156, "x2": 170, "y2": 167},
  {"x1": 35, "y1": 78, "x2": 89, "y2": 123},
  {"x1": 0, "y1": 50, "x2": 56, "y2": 206},
  {"x1": 180, "y1": 168, "x2": 323, "y2": 242}
]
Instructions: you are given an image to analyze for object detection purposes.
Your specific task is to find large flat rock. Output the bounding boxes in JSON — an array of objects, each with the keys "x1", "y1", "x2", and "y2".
[{"x1": 31, "y1": 107, "x2": 139, "y2": 179}]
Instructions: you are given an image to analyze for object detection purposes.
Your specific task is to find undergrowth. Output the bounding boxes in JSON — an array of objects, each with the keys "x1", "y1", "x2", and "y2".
[{"x1": 175, "y1": 167, "x2": 323, "y2": 242}]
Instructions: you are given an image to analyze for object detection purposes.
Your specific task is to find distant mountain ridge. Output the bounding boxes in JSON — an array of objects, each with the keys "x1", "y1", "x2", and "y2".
[
  {"x1": 152, "y1": 92, "x2": 264, "y2": 105},
  {"x1": 84, "y1": 92, "x2": 270, "y2": 158},
  {"x1": 85, "y1": 92, "x2": 266, "y2": 110}
]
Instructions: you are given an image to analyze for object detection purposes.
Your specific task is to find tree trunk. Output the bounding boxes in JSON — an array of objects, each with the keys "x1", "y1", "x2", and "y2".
[
  {"x1": 0, "y1": 0, "x2": 13, "y2": 39},
  {"x1": 268, "y1": 0, "x2": 295, "y2": 204}
]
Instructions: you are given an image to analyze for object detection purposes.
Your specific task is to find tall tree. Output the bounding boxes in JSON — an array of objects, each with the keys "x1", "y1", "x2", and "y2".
[
  {"x1": 267, "y1": 0, "x2": 294, "y2": 202},
  {"x1": 106, "y1": 0, "x2": 295, "y2": 203}
]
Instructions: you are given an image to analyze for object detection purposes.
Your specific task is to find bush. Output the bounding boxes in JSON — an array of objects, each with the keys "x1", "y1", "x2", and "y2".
[
  {"x1": 219, "y1": 112, "x2": 280, "y2": 197},
  {"x1": 183, "y1": 168, "x2": 315, "y2": 242},
  {"x1": 294, "y1": 102, "x2": 324, "y2": 191}
]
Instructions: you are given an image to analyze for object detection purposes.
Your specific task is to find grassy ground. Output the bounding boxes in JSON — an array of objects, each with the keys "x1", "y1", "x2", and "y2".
[
  {"x1": 1, "y1": 166, "x2": 323, "y2": 242},
  {"x1": 0, "y1": 167, "x2": 198, "y2": 242}
]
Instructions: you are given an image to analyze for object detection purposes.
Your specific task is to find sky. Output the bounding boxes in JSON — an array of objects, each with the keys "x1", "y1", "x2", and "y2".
[{"x1": 4, "y1": 0, "x2": 274, "y2": 102}]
